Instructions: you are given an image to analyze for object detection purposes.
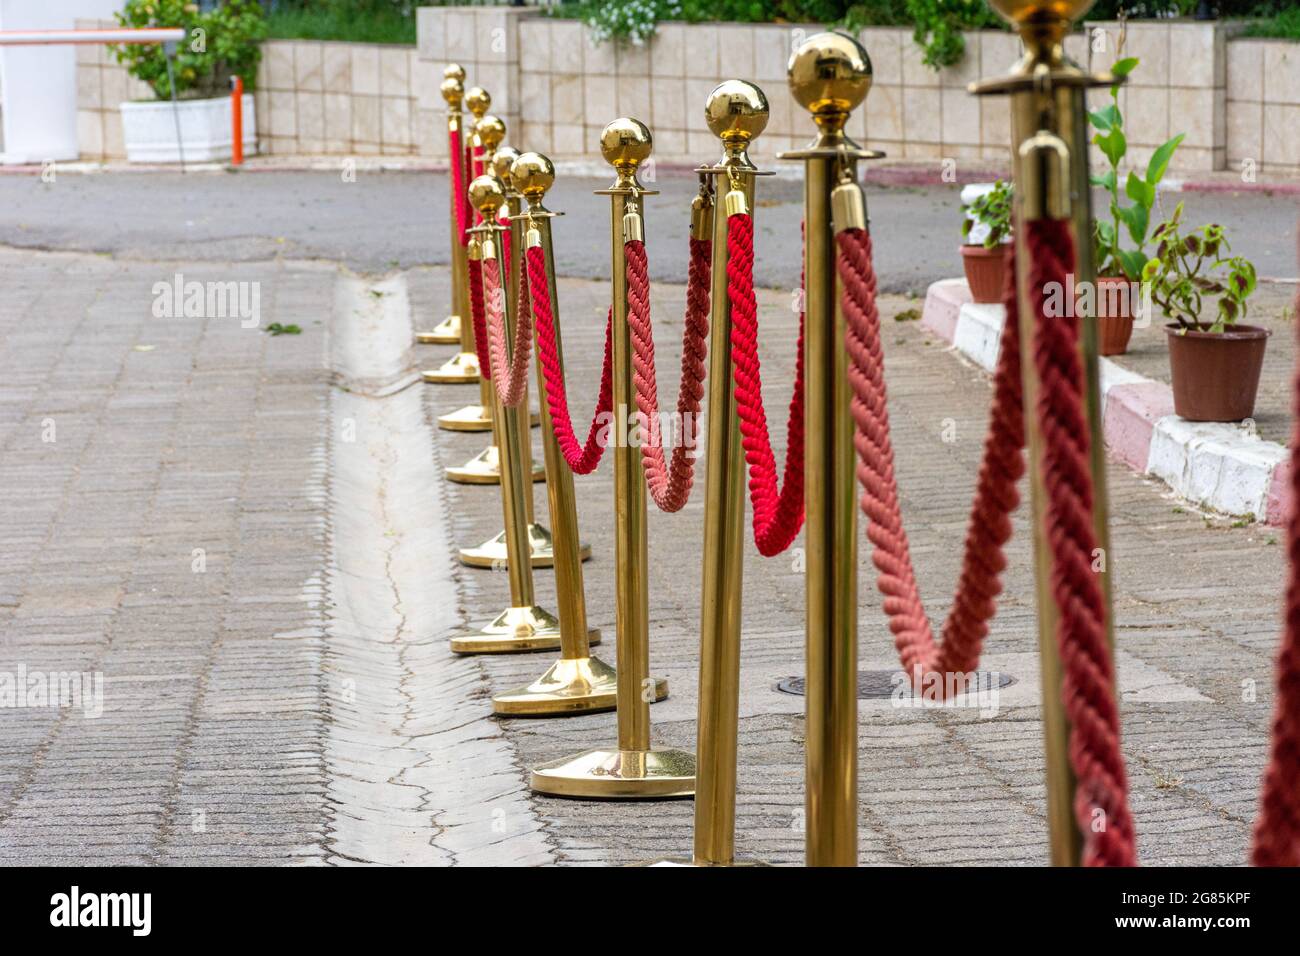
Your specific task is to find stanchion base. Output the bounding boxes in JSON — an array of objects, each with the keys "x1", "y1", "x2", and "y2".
[
  {"x1": 438, "y1": 403, "x2": 493, "y2": 432},
  {"x1": 450, "y1": 605, "x2": 565, "y2": 655},
  {"x1": 445, "y1": 446, "x2": 547, "y2": 485},
  {"x1": 416, "y1": 314, "x2": 461, "y2": 345},
  {"x1": 492, "y1": 652, "x2": 616, "y2": 716},
  {"x1": 437, "y1": 404, "x2": 539, "y2": 432},
  {"x1": 459, "y1": 524, "x2": 589, "y2": 570},
  {"x1": 530, "y1": 737, "x2": 692, "y2": 800},
  {"x1": 643, "y1": 858, "x2": 770, "y2": 867},
  {"x1": 423, "y1": 351, "x2": 480, "y2": 384}
]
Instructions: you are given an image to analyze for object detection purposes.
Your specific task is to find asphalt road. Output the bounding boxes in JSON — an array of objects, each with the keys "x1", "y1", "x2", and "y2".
[{"x1": 0, "y1": 169, "x2": 1294, "y2": 295}]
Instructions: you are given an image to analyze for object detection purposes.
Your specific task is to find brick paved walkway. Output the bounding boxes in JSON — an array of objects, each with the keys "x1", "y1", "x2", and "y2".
[{"x1": 0, "y1": 243, "x2": 1284, "y2": 865}]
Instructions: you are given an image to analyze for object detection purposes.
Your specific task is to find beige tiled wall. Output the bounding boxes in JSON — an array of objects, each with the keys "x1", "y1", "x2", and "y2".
[
  {"x1": 1226, "y1": 38, "x2": 1300, "y2": 176},
  {"x1": 254, "y1": 40, "x2": 429, "y2": 156},
  {"x1": 73, "y1": 10, "x2": 1299, "y2": 173},
  {"x1": 75, "y1": 18, "x2": 432, "y2": 160}
]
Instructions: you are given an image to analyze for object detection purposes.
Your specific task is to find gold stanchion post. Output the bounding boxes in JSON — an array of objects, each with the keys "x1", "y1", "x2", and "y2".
[
  {"x1": 971, "y1": 0, "x2": 1118, "y2": 867},
  {"x1": 444, "y1": 117, "x2": 545, "y2": 485},
  {"x1": 451, "y1": 174, "x2": 565, "y2": 655},
  {"x1": 455, "y1": 123, "x2": 569, "y2": 572},
  {"x1": 491, "y1": 151, "x2": 615, "y2": 715},
  {"x1": 423, "y1": 94, "x2": 487, "y2": 386},
  {"x1": 418, "y1": 64, "x2": 469, "y2": 347},
  {"x1": 782, "y1": 33, "x2": 878, "y2": 867},
  {"x1": 655, "y1": 81, "x2": 770, "y2": 865},
  {"x1": 529, "y1": 119, "x2": 692, "y2": 798}
]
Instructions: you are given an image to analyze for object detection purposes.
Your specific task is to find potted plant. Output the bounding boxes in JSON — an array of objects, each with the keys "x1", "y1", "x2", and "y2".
[
  {"x1": 1143, "y1": 202, "x2": 1263, "y2": 423},
  {"x1": 1089, "y1": 55, "x2": 1185, "y2": 356},
  {"x1": 111, "y1": 0, "x2": 266, "y2": 163},
  {"x1": 960, "y1": 179, "x2": 1012, "y2": 305}
]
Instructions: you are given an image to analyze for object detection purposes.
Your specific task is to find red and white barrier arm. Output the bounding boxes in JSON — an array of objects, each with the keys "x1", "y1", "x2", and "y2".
[{"x1": 0, "y1": 28, "x2": 185, "y2": 46}]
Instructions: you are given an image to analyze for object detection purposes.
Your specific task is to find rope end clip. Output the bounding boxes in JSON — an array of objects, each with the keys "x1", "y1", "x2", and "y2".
[
  {"x1": 831, "y1": 179, "x2": 868, "y2": 234},
  {"x1": 623, "y1": 198, "x2": 645, "y2": 244}
]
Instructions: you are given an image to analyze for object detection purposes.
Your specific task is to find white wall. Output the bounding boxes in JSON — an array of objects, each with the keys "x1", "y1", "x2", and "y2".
[{"x1": 0, "y1": 0, "x2": 123, "y2": 163}]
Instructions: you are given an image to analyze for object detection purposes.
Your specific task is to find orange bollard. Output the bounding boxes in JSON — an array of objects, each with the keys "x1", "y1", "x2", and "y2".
[{"x1": 230, "y1": 75, "x2": 244, "y2": 166}]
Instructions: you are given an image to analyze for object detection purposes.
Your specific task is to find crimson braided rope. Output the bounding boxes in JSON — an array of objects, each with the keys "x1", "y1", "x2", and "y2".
[
  {"x1": 624, "y1": 237, "x2": 711, "y2": 513},
  {"x1": 449, "y1": 126, "x2": 468, "y2": 246},
  {"x1": 1024, "y1": 216, "x2": 1136, "y2": 867},
  {"x1": 480, "y1": 253, "x2": 533, "y2": 407},
  {"x1": 468, "y1": 256, "x2": 490, "y2": 380},
  {"x1": 839, "y1": 227, "x2": 1023, "y2": 679},
  {"x1": 527, "y1": 244, "x2": 613, "y2": 475},
  {"x1": 727, "y1": 213, "x2": 805, "y2": 556},
  {"x1": 1251, "y1": 237, "x2": 1300, "y2": 867}
]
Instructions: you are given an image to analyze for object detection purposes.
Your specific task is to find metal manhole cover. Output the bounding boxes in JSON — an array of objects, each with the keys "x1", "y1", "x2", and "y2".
[{"x1": 776, "y1": 670, "x2": 1015, "y2": 699}]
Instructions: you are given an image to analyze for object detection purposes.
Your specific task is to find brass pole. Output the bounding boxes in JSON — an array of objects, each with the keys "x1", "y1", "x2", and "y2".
[
  {"x1": 424, "y1": 90, "x2": 491, "y2": 385},
  {"x1": 492, "y1": 151, "x2": 617, "y2": 717},
  {"x1": 450, "y1": 174, "x2": 564, "y2": 655},
  {"x1": 530, "y1": 118, "x2": 694, "y2": 799},
  {"x1": 782, "y1": 33, "x2": 876, "y2": 867},
  {"x1": 971, "y1": 0, "x2": 1118, "y2": 866},
  {"x1": 693, "y1": 81, "x2": 769, "y2": 866},
  {"x1": 419, "y1": 64, "x2": 468, "y2": 347}
]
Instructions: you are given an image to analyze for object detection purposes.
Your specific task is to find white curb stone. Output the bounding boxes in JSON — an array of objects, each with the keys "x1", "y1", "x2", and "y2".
[{"x1": 928, "y1": 290, "x2": 1291, "y2": 524}]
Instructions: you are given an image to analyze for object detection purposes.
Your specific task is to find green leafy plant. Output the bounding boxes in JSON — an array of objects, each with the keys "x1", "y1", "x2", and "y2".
[
  {"x1": 582, "y1": 0, "x2": 682, "y2": 46},
  {"x1": 1089, "y1": 56, "x2": 1185, "y2": 281},
  {"x1": 1141, "y1": 202, "x2": 1257, "y2": 332},
  {"x1": 903, "y1": 0, "x2": 1000, "y2": 70},
  {"x1": 265, "y1": 322, "x2": 303, "y2": 336},
  {"x1": 962, "y1": 179, "x2": 1013, "y2": 248},
  {"x1": 112, "y1": 0, "x2": 266, "y2": 101}
]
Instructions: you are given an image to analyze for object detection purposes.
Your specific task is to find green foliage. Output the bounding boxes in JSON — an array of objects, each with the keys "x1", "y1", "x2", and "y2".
[
  {"x1": 962, "y1": 179, "x2": 1013, "y2": 248},
  {"x1": 1241, "y1": 7, "x2": 1300, "y2": 40},
  {"x1": 1088, "y1": 56, "x2": 1184, "y2": 281},
  {"x1": 904, "y1": 0, "x2": 1000, "y2": 70},
  {"x1": 267, "y1": 1, "x2": 420, "y2": 45},
  {"x1": 584, "y1": 0, "x2": 682, "y2": 46},
  {"x1": 1141, "y1": 202, "x2": 1258, "y2": 332},
  {"x1": 113, "y1": 0, "x2": 266, "y2": 101}
]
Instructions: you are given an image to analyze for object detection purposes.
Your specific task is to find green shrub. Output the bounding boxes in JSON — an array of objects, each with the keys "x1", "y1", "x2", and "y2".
[{"x1": 113, "y1": 0, "x2": 266, "y2": 100}]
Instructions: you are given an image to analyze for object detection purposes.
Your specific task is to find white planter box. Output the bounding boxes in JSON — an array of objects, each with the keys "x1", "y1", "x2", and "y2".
[{"x1": 119, "y1": 93, "x2": 256, "y2": 163}]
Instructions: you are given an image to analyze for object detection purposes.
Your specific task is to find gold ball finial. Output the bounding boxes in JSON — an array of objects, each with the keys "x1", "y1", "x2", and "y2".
[
  {"x1": 465, "y1": 86, "x2": 491, "y2": 118},
  {"x1": 599, "y1": 118, "x2": 652, "y2": 175},
  {"x1": 443, "y1": 63, "x2": 466, "y2": 83},
  {"x1": 440, "y1": 77, "x2": 463, "y2": 108},
  {"x1": 467, "y1": 175, "x2": 506, "y2": 217},
  {"x1": 491, "y1": 146, "x2": 520, "y2": 187},
  {"x1": 704, "y1": 80, "x2": 769, "y2": 149},
  {"x1": 787, "y1": 32, "x2": 872, "y2": 128},
  {"x1": 987, "y1": 0, "x2": 1095, "y2": 29},
  {"x1": 511, "y1": 152, "x2": 556, "y2": 202},
  {"x1": 477, "y1": 114, "x2": 506, "y2": 152}
]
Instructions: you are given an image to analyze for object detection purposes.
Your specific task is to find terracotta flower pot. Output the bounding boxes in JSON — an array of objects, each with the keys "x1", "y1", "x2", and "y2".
[
  {"x1": 1165, "y1": 323, "x2": 1270, "y2": 422},
  {"x1": 961, "y1": 243, "x2": 1010, "y2": 305},
  {"x1": 1095, "y1": 274, "x2": 1136, "y2": 356}
]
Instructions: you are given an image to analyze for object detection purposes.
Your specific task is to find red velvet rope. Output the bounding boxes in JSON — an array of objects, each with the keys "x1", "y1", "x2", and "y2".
[
  {"x1": 839, "y1": 227, "x2": 1023, "y2": 680},
  {"x1": 838, "y1": 218, "x2": 1135, "y2": 866},
  {"x1": 624, "y1": 237, "x2": 712, "y2": 513},
  {"x1": 1251, "y1": 239, "x2": 1300, "y2": 867},
  {"x1": 1023, "y1": 216, "x2": 1136, "y2": 866},
  {"x1": 527, "y1": 244, "x2": 613, "y2": 474},
  {"x1": 467, "y1": 255, "x2": 490, "y2": 380},
  {"x1": 480, "y1": 253, "x2": 533, "y2": 407},
  {"x1": 726, "y1": 213, "x2": 805, "y2": 556},
  {"x1": 449, "y1": 125, "x2": 468, "y2": 246}
]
